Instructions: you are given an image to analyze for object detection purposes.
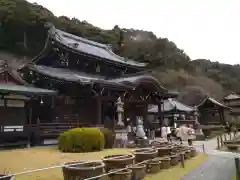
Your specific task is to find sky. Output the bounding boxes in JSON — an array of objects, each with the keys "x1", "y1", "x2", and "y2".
[{"x1": 27, "y1": 0, "x2": 240, "y2": 64}]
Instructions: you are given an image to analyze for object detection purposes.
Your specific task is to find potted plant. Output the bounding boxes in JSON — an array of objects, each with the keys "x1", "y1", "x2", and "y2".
[
  {"x1": 189, "y1": 147, "x2": 197, "y2": 157},
  {"x1": 132, "y1": 148, "x2": 158, "y2": 162},
  {"x1": 127, "y1": 163, "x2": 146, "y2": 179},
  {"x1": 147, "y1": 158, "x2": 161, "y2": 174},
  {"x1": 0, "y1": 170, "x2": 14, "y2": 180},
  {"x1": 169, "y1": 153, "x2": 180, "y2": 166},
  {"x1": 62, "y1": 161, "x2": 105, "y2": 180},
  {"x1": 103, "y1": 154, "x2": 135, "y2": 172},
  {"x1": 155, "y1": 146, "x2": 173, "y2": 157},
  {"x1": 108, "y1": 169, "x2": 132, "y2": 180}
]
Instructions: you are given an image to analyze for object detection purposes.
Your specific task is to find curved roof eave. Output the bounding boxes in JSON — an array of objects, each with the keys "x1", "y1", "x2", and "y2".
[
  {"x1": 107, "y1": 75, "x2": 167, "y2": 93},
  {"x1": 197, "y1": 96, "x2": 231, "y2": 109}
]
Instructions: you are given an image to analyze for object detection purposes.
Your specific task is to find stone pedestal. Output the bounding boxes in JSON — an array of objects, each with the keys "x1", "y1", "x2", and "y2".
[
  {"x1": 114, "y1": 97, "x2": 128, "y2": 148},
  {"x1": 115, "y1": 127, "x2": 128, "y2": 148}
]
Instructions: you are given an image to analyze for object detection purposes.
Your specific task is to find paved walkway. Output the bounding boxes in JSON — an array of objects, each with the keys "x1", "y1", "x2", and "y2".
[{"x1": 180, "y1": 132, "x2": 239, "y2": 180}]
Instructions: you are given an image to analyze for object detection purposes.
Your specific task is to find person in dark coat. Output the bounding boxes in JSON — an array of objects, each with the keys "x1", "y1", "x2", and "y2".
[{"x1": 225, "y1": 121, "x2": 231, "y2": 135}]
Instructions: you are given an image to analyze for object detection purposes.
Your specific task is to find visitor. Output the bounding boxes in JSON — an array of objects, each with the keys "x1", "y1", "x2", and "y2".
[
  {"x1": 149, "y1": 123, "x2": 156, "y2": 140},
  {"x1": 179, "y1": 124, "x2": 189, "y2": 144},
  {"x1": 231, "y1": 125, "x2": 237, "y2": 137},
  {"x1": 225, "y1": 121, "x2": 231, "y2": 135},
  {"x1": 166, "y1": 125, "x2": 172, "y2": 143},
  {"x1": 161, "y1": 124, "x2": 168, "y2": 141},
  {"x1": 126, "y1": 118, "x2": 133, "y2": 140},
  {"x1": 187, "y1": 124, "x2": 196, "y2": 146},
  {"x1": 175, "y1": 127, "x2": 182, "y2": 144}
]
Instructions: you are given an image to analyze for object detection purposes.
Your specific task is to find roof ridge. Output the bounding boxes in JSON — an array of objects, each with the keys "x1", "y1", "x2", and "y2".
[
  {"x1": 48, "y1": 27, "x2": 147, "y2": 67},
  {"x1": 55, "y1": 29, "x2": 108, "y2": 49}
]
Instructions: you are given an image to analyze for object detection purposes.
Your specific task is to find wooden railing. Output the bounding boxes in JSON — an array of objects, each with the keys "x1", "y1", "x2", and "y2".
[{"x1": 39, "y1": 122, "x2": 102, "y2": 137}]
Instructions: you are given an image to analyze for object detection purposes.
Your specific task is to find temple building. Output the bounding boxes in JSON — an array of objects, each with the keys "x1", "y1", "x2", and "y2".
[
  {"x1": 224, "y1": 93, "x2": 240, "y2": 118},
  {"x1": 197, "y1": 97, "x2": 230, "y2": 125},
  {"x1": 0, "y1": 60, "x2": 56, "y2": 146},
  {"x1": 148, "y1": 98, "x2": 195, "y2": 126},
  {"x1": 17, "y1": 26, "x2": 176, "y2": 143}
]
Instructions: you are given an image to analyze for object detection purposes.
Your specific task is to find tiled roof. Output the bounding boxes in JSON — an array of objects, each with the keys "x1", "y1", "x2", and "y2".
[
  {"x1": 224, "y1": 93, "x2": 240, "y2": 100},
  {"x1": 28, "y1": 65, "x2": 132, "y2": 89},
  {"x1": 27, "y1": 65, "x2": 175, "y2": 95},
  {"x1": 197, "y1": 97, "x2": 230, "y2": 109},
  {"x1": 0, "y1": 84, "x2": 56, "y2": 96},
  {"x1": 0, "y1": 60, "x2": 29, "y2": 85},
  {"x1": 48, "y1": 27, "x2": 147, "y2": 68},
  {"x1": 148, "y1": 98, "x2": 195, "y2": 113}
]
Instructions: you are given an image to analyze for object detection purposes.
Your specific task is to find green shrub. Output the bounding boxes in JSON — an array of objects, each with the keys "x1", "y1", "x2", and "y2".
[
  {"x1": 58, "y1": 128, "x2": 104, "y2": 153},
  {"x1": 99, "y1": 128, "x2": 115, "y2": 148}
]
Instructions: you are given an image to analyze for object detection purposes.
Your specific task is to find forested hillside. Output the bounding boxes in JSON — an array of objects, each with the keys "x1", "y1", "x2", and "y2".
[{"x1": 0, "y1": 0, "x2": 239, "y2": 105}]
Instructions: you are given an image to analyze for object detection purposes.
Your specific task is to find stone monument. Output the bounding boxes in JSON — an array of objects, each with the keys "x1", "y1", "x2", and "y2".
[
  {"x1": 193, "y1": 106, "x2": 204, "y2": 140},
  {"x1": 135, "y1": 116, "x2": 149, "y2": 147},
  {"x1": 136, "y1": 116, "x2": 147, "y2": 139},
  {"x1": 114, "y1": 97, "x2": 128, "y2": 148}
]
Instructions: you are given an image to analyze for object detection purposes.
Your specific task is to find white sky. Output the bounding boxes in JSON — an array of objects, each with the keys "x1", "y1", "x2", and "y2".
[{"x1": 27, "y1": 0, "x2": 240, "y2": 64}]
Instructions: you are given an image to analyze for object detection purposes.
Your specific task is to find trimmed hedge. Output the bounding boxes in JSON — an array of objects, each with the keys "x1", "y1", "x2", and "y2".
[
  {"x1": 99, "y1": 128, "x2": 115, "y2": 149},
  {"x1": 58, "y1": 128, "x2": 104, "y2": 153}
]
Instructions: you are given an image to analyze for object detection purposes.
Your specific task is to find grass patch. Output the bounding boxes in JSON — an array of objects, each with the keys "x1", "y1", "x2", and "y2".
[{"x1": 0, "y1": 147, "x2": 207, "y2": 180}]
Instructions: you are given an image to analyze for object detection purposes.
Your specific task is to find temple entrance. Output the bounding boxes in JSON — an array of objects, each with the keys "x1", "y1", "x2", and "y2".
[
  {"x1": 102, "y1": 101, "x2": 116, "y2": 129},
  {"x1": 124, "y1": 102, "x2": 146, "y2": 126}
]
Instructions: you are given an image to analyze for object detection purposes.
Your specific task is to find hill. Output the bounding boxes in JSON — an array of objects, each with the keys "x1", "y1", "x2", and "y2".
[{"x1": 0, "y1": 0, "x2": 238, "y2": 105}]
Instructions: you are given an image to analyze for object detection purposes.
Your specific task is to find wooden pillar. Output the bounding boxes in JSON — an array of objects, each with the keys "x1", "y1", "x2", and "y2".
[
  {"x1": 143, "y1": 102, "x2": 148, "y2": 130},
  {"x1": 160, "y1": 100, "x2": 164, "y2": 126},
  {"x1": 158, "y1": 103, "x2": 161, "y2": 126},
  {"x1": 27, "y1": 100, "x2": 33, "y2": 148},
  {"x1": 96, "y1": 98, "x2": 102, "y2": 125}
]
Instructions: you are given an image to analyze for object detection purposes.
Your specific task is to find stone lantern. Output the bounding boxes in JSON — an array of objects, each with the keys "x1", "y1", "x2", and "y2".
[
  {"x1": 114, "y1": 97, "x2": 128, "y2": 147},
  {"x1": 193, "y1": 106, "x2": 203, "y2": 135},
  {"x1": 116, "y1": 97, "x2": 124, "y2": 126}
]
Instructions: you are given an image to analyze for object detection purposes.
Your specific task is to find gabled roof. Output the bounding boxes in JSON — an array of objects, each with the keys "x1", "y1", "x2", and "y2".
[
  {"x1": 197, "y1": 97, "x2": 230, "y2": 109},
  {"x1": 27, "y1": 64, "x2": 133, "y2": 89},
  {"x1": 107, "y1": 74, "x2": 167, "y2": 92},
  {"x1": 0, "y1": 60, "x2": 28, "y2": 85},
  {"x1": 26, "y1": 64, "x2": 176, "y2": 98},
  {"x1": 0, "y1": 84, "x2": 56, "y2": 96},
  {"x1": 224, "y1": 93, "x2": 240, "y2": 100},
  {"x1": 45, "y1": 26, "x2": 147, "y2": 68},
  {"x1": 148, "y1": 98, "x2": 195, "y2": 113}
]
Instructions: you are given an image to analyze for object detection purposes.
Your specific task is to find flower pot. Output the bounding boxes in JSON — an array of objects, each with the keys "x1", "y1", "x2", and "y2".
[
  {"x1": 126, "y1": 142, "x2": 136, "y2": 148},
  {"x1": 127, "y1": 163, "x2": 146, "y2": 179},
  {"x1": 159, "y1": 157, "x2": 171, "y2": 169},
  {"x1": 132, "y1": 148, "x2": 158, "y2": 162},
  {"x1": 147, "y1": 159, "x2": 161, "y2": 174},
  {"x1": 151, "y1": 140, "x2": 169, "y2": 148},
  {"x1": 108, "y1": 169, "x2": 132, "y2": 180},
  {"x1": 171, "y1": 145, "x2": 179, "y2": 153},
  {"x1": 0, "y1": 175, "x2": 14, "y2": 180},
  {"x1": 169, "y1": 153, "x2": 180, "y2": 166},
  {"x1": 103, "y1": 154, "x2": 135, "y2": 172},
  {"x1": 226, "y1": 144, "x2": 239, "y2": 151},
  {"x1": 183, "y1": 150, "x2": 191, "y2": 159},
  {"x1": 62, "y1": 161, "x2": 105, "y2": 180},
  {"x1": 189, "y1": 148, "x2": 197, "y2": 157},
  {"x1": 156, "y1": 146, "x2": 173, "y2": 157}
]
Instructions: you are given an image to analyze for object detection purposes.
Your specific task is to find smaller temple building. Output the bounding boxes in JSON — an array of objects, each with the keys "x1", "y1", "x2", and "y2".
[
  {"x1": 0, "y1": 60, "x2": 57, "y2": 147},
  {"x1": 224, "y1": 93, "x2": 240, "y2": 121},
  {"x1": 148, "y1": 98, "x2": 195, "y2": 126},
  {"x1": 197, "y1": 97, "x2": 230, "y2": 125}
]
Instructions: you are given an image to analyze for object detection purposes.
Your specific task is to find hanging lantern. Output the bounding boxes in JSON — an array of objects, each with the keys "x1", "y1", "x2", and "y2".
[{"x1": 40, "y1": 97, "x2": 43, "y2": 105}]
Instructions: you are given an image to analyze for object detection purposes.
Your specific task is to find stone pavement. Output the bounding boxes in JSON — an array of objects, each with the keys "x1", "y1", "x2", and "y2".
[{"x1": 179, "y1": 132, "x2": 239, "y2": 180}]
